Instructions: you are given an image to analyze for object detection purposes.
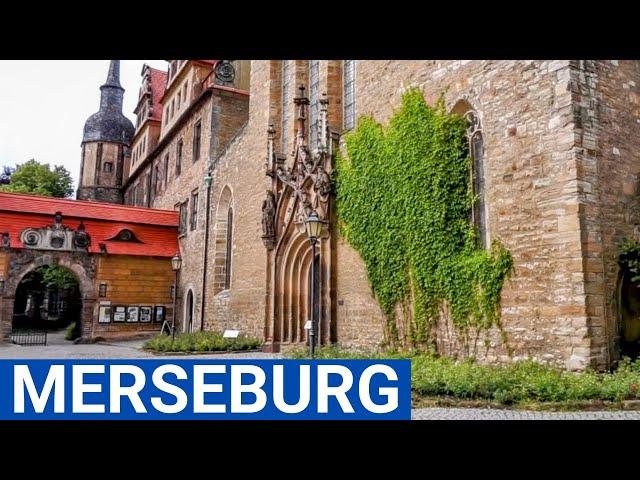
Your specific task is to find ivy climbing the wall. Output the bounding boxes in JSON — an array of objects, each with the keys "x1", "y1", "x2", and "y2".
[{"x1": 335, "y1": 88, "x2": 513, "y2": 347}]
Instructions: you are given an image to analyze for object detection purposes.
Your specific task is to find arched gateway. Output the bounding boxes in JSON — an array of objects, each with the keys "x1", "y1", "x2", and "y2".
[{"x1": 0, "y1": 192, "x2": 180, "y2": 343}]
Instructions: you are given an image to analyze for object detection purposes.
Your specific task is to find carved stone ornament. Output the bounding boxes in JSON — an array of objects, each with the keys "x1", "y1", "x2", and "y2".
[
  {"x1": 73, "y1": 221, "x2": 91, "y2": 249},
  {"x1": 263, "y1": 87, "x2": 334, "y2": 248},
  {"x1": 214, "y1": 60, "x2": 236, "y2": 84},
  {"x1": 261, "y1": 190, "x2": 276, "y2": 249},
  {"x1": 313, "y1": 164, "x2": 331, "y2": 201},
  {"x1": 20, "y1": 212, "x2": 90, "y2": 252}
]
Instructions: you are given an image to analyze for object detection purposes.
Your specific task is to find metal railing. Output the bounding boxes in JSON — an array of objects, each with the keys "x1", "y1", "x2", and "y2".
[{"x1": 11, "y1": 329, "x2": 48, "y2": 346}]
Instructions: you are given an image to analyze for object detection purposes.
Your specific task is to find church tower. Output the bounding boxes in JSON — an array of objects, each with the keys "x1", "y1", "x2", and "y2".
[{"x1": 77, "y1": 60, "x2": 135, "y2": 203}]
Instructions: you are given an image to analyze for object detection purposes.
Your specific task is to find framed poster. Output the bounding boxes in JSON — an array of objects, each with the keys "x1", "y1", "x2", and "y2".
[
  {"x1": 98, "y1": 305, "x2": 112, "y2": 323},
  {"x1": 139, "y1": 306, "x2": 152, "y2": 323},
  {"x1": 113, "y1": 306, "x2": 126, "y2": 322},
  {"x1": 126, "y1": 306, "x2": 139, "y2": 323},
  {"x1": 154, "y1": 306, "x2": 166, "y2": 323}
]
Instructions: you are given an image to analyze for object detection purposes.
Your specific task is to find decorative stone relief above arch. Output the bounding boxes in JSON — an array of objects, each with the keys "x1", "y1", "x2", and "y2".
[{"x1": 19, "y1": 212, "x2": 91, "y2": 252}]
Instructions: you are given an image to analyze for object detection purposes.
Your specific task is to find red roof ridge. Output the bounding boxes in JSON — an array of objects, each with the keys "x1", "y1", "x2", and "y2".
[{"x1": 0, "y1": 191, "x2": 178, "y2": 226}]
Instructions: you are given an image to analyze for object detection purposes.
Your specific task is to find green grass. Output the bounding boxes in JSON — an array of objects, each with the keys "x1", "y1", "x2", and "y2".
[
  {"x1": 287, "y1": 346, "x2": 640, "y2": 405},
  {"x1": 144, "y1": 331, "x2": 262, "y2": 353}
]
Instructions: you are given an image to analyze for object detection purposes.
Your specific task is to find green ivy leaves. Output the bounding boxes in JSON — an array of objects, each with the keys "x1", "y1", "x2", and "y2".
[
  {"x1": 336, "y1": 88, "x2": 513, "y2": 346},
  {"x1": 619, "y1": 238, "x2": 640, "y2": 282}
]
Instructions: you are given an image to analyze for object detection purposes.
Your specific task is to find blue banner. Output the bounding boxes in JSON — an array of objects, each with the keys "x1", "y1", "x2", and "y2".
[{"x1": 0, "y1": 359, "x2": 411, "y2": 420}]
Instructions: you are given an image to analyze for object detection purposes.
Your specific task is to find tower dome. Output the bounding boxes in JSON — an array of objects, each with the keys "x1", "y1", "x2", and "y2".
[{"x1": 82, "y1": 60, "x2": 134, "y2": 144}]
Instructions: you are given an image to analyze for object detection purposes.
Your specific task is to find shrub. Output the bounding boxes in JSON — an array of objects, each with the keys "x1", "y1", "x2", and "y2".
[
  {"x1": 144, "y1": 331, "x2": 262, "y2": 353},
  {"x1": 65, "y1": 322, "x2": 78, "y2": 341},
  {"x1": 286, "y1": 346, "x2": 640, "y2": 405}
]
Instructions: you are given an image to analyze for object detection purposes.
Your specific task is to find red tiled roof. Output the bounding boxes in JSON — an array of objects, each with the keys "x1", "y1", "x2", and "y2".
[
  {"x1": 148, "y1": 67, "x2": 167, "y2": 121},
  {"x1": 0, "y1": 192, "x2": 179, "y2": 258}
]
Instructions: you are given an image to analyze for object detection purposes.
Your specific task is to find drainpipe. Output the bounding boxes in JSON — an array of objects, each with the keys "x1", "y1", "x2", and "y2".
[{"x1": 200, "y1": 170, "x2": 213, "y2": 331}]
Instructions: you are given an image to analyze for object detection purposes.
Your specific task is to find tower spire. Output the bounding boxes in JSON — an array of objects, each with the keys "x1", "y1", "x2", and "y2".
[{"x1": 103, "y1": 60, "x2": 123, "y2": 89}]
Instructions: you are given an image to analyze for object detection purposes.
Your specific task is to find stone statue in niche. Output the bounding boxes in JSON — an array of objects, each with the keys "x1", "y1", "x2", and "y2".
[
  {"x1": 73, "y1": 221, "x2": 90, "y2": 249},
  {"x1": 1, "y1": 232, "x2": 9, "y2": 248},
  {"x1": 314, "y1": 164, "x2": 331, "y2": 200},
  {"x1": 298, "y1": 190, "x2": 313, "y2": 218},
  {"x1": 261, "y1": 191, "x2": 276, "y2": 241}
]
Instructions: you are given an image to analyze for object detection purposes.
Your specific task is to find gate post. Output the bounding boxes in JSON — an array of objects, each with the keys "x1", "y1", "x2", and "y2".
[{"x1": 0, "y1": 296, "x2": 14, "y2": 341}]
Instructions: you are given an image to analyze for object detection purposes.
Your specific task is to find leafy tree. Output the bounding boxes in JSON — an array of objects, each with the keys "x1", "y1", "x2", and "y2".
[
  {"x1": 40, "y1": 266, "x2": 78, "y2": 292},
  {"x1": 0, "y1": 159, "x2": 73, "y2": 198},
  {"x1": 0, "y1": 165, "x2": 12, "y2": 185}
]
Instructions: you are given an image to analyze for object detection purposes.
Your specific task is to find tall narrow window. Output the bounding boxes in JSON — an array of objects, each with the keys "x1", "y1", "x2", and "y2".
[
  {"x1": 470, "y1": 122, "x2": 488, "y2": 249},
  {"x1": 176, "y1": 139, "x2": 183, "y2": 175},
  {"x1": 147, "y1": 172, "x2": 153, "y2": 206},
  {"x1": 149, "y1": 166, "x2": 156, "y2": 204},
  {"x1": 190, "y1": 192, "x2": 199, "y2": 231},
  {"x1": 155, "y1": 164, "x2": 161, "y2": 196},
  {"x1": 171, "y1": 99, "x2": 175, "y2": 119},
  {"x1": 308, "y1": 60, "x2": 320, "y2": 151},
  {"x1": 343, "y1": 60, "x2": 356, "y2": 130},
  {"x1": 179, "y1": 201, "x2": 188, "y2": 235},
  {"x1": 164, "y1": 153, "x2": 169, "y2": 188},
  {"x1": 225, "y1": 207, "x2": 233, "y2": 290},
  {"x1": 193, "y1": 121, "x2": 202, "y2": 162},
  {"x1": 281, "y1": 60, "x2": 291, "y2": 153}
]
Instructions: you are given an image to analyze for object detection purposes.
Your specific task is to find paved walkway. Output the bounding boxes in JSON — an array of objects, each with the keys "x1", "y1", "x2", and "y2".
[
  {"x1": 3, "y1": 333, "x2": 640, "y2": 419},
  {"x1": 0, "y1": 330, "x2": 281, "y2": 359}
]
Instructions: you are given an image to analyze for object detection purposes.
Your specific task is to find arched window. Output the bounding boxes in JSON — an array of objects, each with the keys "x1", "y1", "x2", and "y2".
[
  {"x1": 213, "y1": 187, "x2": 233, "y2": 294},
  {"x1": 452, "y1": 100, "x2": 488, "y2": 248}
]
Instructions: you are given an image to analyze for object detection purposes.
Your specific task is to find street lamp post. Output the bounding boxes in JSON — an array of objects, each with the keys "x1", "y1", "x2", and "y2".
[
  {"x1": 304, "y1": 212, "x2": 324, "y2": 358},
  {"x1": 171, "y1": 253, "x2": 182, "y2": 341}
]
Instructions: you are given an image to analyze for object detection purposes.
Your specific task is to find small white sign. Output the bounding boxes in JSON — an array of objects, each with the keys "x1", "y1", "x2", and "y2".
[
  {"x1": 304, "y1": 321, "x2": 312, "y2": 331},
  {"x1": 223, "y1": 329, "x2": 240, "y2": 339}
]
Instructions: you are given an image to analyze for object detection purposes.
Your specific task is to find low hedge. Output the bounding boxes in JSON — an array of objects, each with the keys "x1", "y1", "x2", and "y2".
[
  {"x1": 144, "y1": 331, "x2": 262, "y2": 353},
  {"x1": 287, "y1": 347, "x2": 640, "y2": 404}
]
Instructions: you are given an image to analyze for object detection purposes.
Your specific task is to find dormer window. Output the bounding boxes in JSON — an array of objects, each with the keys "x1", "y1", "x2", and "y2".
[
  {"x1": 106, "y1": 229, "x2": 143, "y2": 243},
  {"x1": 118, "y1": 229, "x2": 133, "y2": 241}
]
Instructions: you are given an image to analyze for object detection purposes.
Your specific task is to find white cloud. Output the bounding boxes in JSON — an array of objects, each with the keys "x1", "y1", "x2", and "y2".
[{"x1": 0, "y1": 60, "x2": 167, "y2": 190}]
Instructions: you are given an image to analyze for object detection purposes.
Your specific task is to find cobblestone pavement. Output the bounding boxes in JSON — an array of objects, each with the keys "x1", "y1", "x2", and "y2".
[{"x1": 412, "y1": 407, "x2": 640, "y2": 420}]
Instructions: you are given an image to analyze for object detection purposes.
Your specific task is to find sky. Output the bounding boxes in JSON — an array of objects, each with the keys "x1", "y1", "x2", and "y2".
[{"x1": 0, "y1": 60, "x2": 168, "y2": 188}]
